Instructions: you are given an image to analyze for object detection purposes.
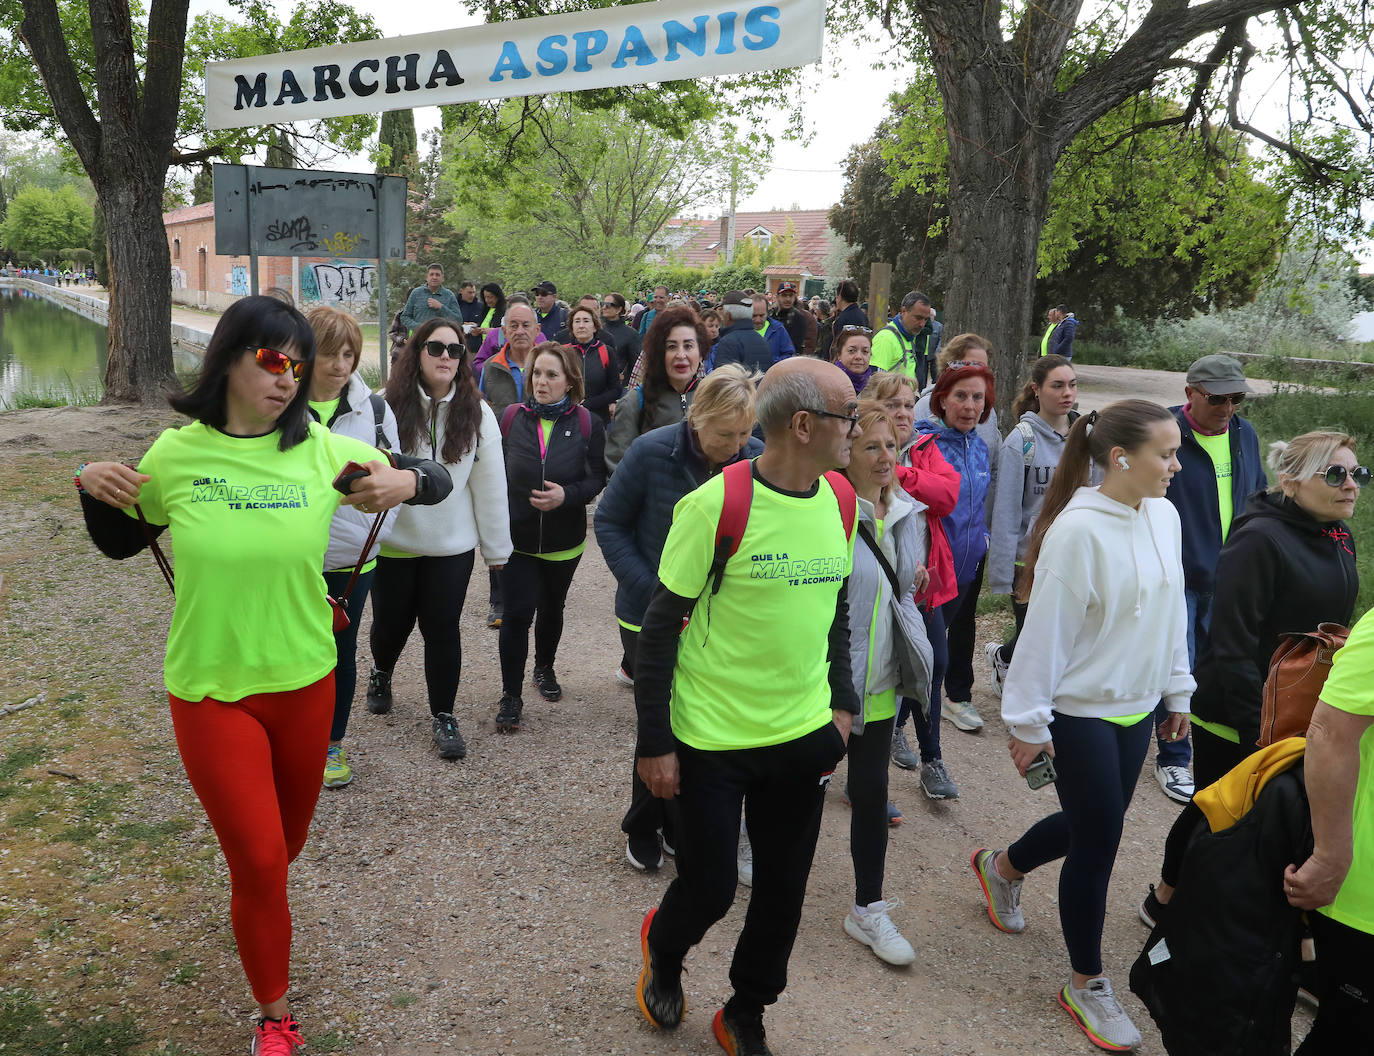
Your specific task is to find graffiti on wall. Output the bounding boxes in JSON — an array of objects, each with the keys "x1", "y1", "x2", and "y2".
[
  {"x1": 170, "y1": 267, "x2": 186, "y2": 290},
  {"x1": 230, "y1": 266, "x2": 249, "y2": 297},
  {"x1": 305, "y1": 262, "x2": 376, "y2": 308}
]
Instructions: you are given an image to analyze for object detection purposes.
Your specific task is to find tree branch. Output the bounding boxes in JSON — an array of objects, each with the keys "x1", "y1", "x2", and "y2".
[
  {"x1": 18, "y1": 0, "x2": 102, "y2": 172},
  {"x1": 1226, "y1": 36, "x2": 1345, "y2": 178}
]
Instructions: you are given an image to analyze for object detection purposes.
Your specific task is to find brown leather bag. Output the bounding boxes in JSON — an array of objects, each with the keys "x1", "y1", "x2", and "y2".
[{"x1": 1256, "y1": 622, "x2": 1350, "y2": 746}]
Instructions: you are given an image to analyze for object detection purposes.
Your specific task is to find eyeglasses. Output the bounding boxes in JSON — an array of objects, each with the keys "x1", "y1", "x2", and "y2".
[
  {"x1": 601, "y1": 302, "x2": 618, "y2": 310},
  {"x1": 251, "y1": 346, "x2": 306, "y2": 381},
  {"x1": 1196, "y1": 388, "x2": 1245, "y2": 406},
  {"x1": 804, "y1": 407, "x2": 861, "y2": 429},
  {"x1": 423, "y1": 340, "x2": 465, "y2": 358},
  {"x1": 839, "y1": 325, "x2": 873, "y2": 335},
  {"x1": 1323, "y1": 464, "x2": 1372, "y2": 488}
]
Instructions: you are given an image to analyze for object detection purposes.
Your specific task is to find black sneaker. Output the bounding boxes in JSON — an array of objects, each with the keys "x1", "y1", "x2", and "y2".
[
  {"x1": 366, "y1": 668, "x2": 392, "y2": 715},
  {"x1": 635, "y1": 908, "x2": 683, "y2": 1030},
  {"x1": 626, "y1": 832, "x2": 663, "y2": 871},
  {"x1": 712, "y1": 1005, "x2": 771, "y2": 1056},
  {"x1": 495, "y1": 693, "x2": 523, "y2": 733},
  {"x1": 532, "y1": 664, "x2": 562, "y2": 702},
  {"x1": 432, "y1": 712, "x2": 467, "y2": 759},
  {"x1": 1139, "y1": 884, "x2": 1167, "y2": 929}
]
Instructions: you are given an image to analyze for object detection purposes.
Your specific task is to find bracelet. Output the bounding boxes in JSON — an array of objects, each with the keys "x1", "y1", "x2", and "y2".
[{"x1": 74, "y1": 463, "x2": 90, "y2": 493}]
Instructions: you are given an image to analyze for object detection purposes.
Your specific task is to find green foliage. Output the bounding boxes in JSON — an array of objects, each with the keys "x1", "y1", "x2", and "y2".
[
  {"x1": 377, "y1": 110, "x2": 419, "y2": 180},
  {"x1": 705, "y1": 261, "x2": 765, "y2": 294},
  {"x1": 0, "y1": 184, "x2": 92, "y2": 261},
  {"x1": 191, "y1": 166, "x2": 214, "y2": 206},
  {"x1": 374, "y1": 130, "x2": 466, "y2": 317},
  {"x1": 0, "y1": 989, "x2": 143, "y2": 1056},
  {"x1": 447, "y1": 97, "x2": 744, "y2": 296},
  {"x1": 637, "y1": 263, "x2": 711, "y2": 295}
]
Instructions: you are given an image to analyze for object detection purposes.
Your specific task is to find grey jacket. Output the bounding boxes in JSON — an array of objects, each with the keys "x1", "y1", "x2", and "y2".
[
  {"x1": 987, "y1": 411, "x2": 1101, "y2": 594},
  {"x1": 846, "y1": 489, "x2": 934, "y2": 734},
  {"x1": 604, "y1": 382, "x2": 696, "y2": 473}
]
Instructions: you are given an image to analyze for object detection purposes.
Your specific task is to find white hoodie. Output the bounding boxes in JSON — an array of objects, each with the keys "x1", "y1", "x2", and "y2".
[{"x1": 1001, "y1": 486, "x2": 1194, "y2": 744}]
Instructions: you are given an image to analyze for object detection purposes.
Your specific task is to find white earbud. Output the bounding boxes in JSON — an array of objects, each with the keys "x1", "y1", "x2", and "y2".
[{"x1": 1117, "y1": 456, "x2": 1130, "y2": 470}]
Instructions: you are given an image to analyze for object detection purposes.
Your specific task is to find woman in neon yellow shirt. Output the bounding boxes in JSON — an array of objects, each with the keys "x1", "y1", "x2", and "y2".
[{"x1": 77, "y1": 295, "x2": 450, "y2": 1056}]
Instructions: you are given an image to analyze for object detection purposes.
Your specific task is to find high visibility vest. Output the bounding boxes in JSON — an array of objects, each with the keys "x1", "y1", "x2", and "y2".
[{"x1": 1041, "y1": 322, "x2": 1058, "y2": 356}]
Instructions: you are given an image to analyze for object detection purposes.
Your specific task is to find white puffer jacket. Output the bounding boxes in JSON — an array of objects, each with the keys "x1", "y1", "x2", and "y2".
[{"x1": 321, "y1": 372, "x2": 400, "y2": 572}]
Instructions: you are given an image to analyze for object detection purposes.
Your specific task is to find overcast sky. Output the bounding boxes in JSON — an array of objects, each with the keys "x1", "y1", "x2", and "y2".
[{"x1": 187, "y1": 0, "x2": 1369, "y2": 264}]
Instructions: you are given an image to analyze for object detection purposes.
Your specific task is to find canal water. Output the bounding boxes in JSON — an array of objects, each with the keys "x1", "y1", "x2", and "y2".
[{"x1": 0, "y1": 285, "x2": 109, "y2": 406}]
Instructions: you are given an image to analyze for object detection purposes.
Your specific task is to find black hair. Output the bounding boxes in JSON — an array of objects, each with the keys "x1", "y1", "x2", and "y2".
[
  {"x1": 480, "y1": 282, "x2": 507, "y2": 324},
  {"x1": 169, "y1": 295, "x2": 316, "y2": 451},
  {"x1": 385, "y1": 316, "x2": 483, "y2": 463},
  {"x1": 837, "y1": 279, "x2": 860, "y2": 304}
]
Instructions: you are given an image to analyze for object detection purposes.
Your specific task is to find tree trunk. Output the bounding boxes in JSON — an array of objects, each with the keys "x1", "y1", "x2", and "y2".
[
  {"x1": 98, "y1": 175, "x2": 179, "y2": 402},
  {"x1": 937, "y1": 62, "x2": 1057, "y2": 433}
]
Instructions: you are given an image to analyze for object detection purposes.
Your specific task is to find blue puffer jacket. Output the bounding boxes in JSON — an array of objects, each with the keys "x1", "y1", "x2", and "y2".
[
  {"x1": 593, "y1": 420, "x2": 763, "y2": 626},
  {"x1": 915, "y1": 416, "x2": 991, "y2": 584}
]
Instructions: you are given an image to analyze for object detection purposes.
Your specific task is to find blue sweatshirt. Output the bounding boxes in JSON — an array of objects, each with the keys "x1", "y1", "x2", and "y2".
[{"x1": 916, "y1": 416, "x2": 991, "y2": 584}]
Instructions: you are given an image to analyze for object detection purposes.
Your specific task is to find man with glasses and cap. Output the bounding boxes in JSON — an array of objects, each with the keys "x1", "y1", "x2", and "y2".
[
  {"x1": 1152, "y1": 353, "x2": 1268, "y2": 804},
  {"x1": 533, "y1": 280, "x2": 567, "y2": 341}
]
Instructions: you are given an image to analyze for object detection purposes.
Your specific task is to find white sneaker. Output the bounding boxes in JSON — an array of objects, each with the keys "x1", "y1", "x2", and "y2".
[
  {"x1": 844, "y1": 900, "x2": 916, "y2": 966},
  {"x1": 985, "y1": 641, "x2": 1009, "y2": 697},
  {"x1": 737, "y1": 827, "x2": 753, "y2": 887},
  {"x1": 615, "y1": 665, "x2": 635, "y2": 687},
  {"x1": 1155, "y1": 763, "x2": 1195, "y2": 804},
  {"x1": 1059, "y1": 976, "x2": 1142, "y2": 1051},
  {"x1": 942, "y1": 698, "x2": 985, "y2": 732}
]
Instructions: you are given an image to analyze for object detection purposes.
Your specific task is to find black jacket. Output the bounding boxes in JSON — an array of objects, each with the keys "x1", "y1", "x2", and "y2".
[
  {"x1": 1130, "y1": 763, "x2": 1312, "y2": 1056},
  {"x1": 501, "y1": 403, "x2": 607, "y2": 554},
  {"x1": 710, "y1": 318, "x2": 771, "y2": 373},
  {"x1": 1191, "y1": 491, "x2": 1358, "y2": 744},
  {"x1": 602, "y1": 318, "x2": 642, "y2": 381},
  {"x1": 831, "y1": 303, "x2": 870, "y2": 332},
  {"x1": 568, "y1": 340, "x2": 624, "y2": 423}
]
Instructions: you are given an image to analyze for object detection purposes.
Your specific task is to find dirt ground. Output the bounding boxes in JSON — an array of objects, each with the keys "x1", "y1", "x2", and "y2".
[{"x1": 0, "y1": 392, "x2": 1314, "y2": 1055}]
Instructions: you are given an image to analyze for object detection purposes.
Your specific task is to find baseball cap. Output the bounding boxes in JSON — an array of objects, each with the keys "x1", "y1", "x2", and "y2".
[
  {"x1": 533, "y1": 280, "x2": 557, "y2": 295},
  {"x1": 1186, "y1": 353, "x2": 1252, "y2": 395},
  {"x1": 721, "y1": 290, "x2": 750, "y2": 307},
  {"x1": 777, "y1": 282, "x2": 797, "y2": 293}
]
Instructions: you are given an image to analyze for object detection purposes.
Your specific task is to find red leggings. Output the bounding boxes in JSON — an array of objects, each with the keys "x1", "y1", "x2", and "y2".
[{"x1": 170, "y1": 674, "x2": 333, "y2": 1005}]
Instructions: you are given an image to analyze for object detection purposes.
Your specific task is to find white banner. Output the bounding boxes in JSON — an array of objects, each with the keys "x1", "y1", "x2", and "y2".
[{"x1": 205, "y1": 0, "x2": 824, "y2": 130}]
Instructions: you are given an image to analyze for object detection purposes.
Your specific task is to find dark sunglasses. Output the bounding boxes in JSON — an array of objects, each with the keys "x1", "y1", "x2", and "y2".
[
  {"x1": 1197, "y1": 388, "x2": 1245, "y2": 406},
  {"x1": 251, "y1": 346, "x2": 306, "y2": 381},
  {"x1": 423, "y1": 340, "x2": 465, "y2": 358},
  {"x1": 1323, "y1": 464, "x2": 1372, "y2": 488},
  {"x1": 601, "y1": 301, "x2": 619, "y2": 310},
  {"x1": 839, "y1": 325, "x2": 873, "y2": 334},
  {"x1": 804, "y1": 407, "x2": 861, "y2": 429}
]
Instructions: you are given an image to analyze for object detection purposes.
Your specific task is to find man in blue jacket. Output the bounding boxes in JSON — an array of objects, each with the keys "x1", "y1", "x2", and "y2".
[
  {"x1": 709, "y1": 291, "x2": 772, "y2": 373},
  {"x1": 752, "y1": 295, "x2": 795, "y2": 363},
  {"x1": 1155, "y1": 353, "x2": 1267, "y2": 803}
]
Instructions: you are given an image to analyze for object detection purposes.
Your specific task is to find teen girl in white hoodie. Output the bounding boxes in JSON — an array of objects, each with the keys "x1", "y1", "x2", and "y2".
[{"x1": 971, "y1": 399, "x2": 1194, "y2": 1053}]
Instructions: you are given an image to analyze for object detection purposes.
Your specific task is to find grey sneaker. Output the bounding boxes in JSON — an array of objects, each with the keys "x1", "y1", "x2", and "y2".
[
  {"x1": 843, "y1": 899, "x2": 916, "y2": 966},
  {"x1": 942, "y1": 698, "x2": 985, "y2": 732},
  {"x1": 890, "y1": 725, "x2": 920, "y2": 770},
  {"x1": 985, "y1": 641, "x2": 1009, "y2": 697},
  {"x1": 971, "y1": 848, "x2": 1025, "y2": 933},
  {"x1": 737, "y1": 826, "x2": 753, "y2": 887},
  {"x1": 1058, "y1": 976, "x2": 1142, "y2": 1051},
  {"x1": 919, "y1": 759, "x2": 959, "y2": 800},
  {"x1": 432, "y1": 712, "x2": 467, "y2": 759}
]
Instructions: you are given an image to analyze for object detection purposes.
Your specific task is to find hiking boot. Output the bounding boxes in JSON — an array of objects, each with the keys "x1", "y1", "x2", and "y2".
[
  {"x1": 322, "y1": 744, "x2": 353, "y2": 789},
  {"x1": 844, "y1": 899, "x2": 916, "y2": 966},
  {"x1": 985, "y1": 641, "x2": 1009, "y2": 697},
  {"x1": 532, "y1": 664, "x2": 562, "y2": 702},
  {"x1": 712, "y1": 1005, "x2": 772, "y2": 1056},
  {"x1": 890, "y1": 725, "x2": 920, "y2": 770},
  {"x1": 1139, "y1": 884, "x2": 1166, "y2": 929},
  {"x1": 1058, "y1": 976, "x2": 1142, "y2": 1051},
  {"x1": 737, "y1": 827, "x2": 753, "y2": 887},
  {"x1": 971, "y1": 847, "x2": 1025, "y2": 934},
  {"x1": 365, "y1": 668, "x2": 392, "y2": 715},
  {"x1": 626, "y1": 832, "x2": 663, "y2": 872},
  {"x1": 495, "y1": 693, "x2": 523, "y2": 733},
  {"x1": 486, "y1": 606, "x2": 502, "y2": 629},
  {"x1": 251, "y1": 1013, "x2": 305, "y2": 1056},
  {"x1": 942, "y1": 698, "x2": 984, "y2": 732},
  {"x1": 1155, "y1": 763, "x2": 1195, "y2": 803},
  {"x1": 635, "y1": 908, "x2": 684, "y2": 1030},
  {"x1": 919, "y1": 759, "x2": 959, "y2": 800},
  {"x1": 432, "y1": 712, "x2": 467, "y2": 759}
]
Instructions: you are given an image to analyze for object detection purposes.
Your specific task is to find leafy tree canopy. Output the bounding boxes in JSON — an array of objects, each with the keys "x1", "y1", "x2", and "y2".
[{"x1": 0, "y1": 183, "x2": 93, "y2": 261}]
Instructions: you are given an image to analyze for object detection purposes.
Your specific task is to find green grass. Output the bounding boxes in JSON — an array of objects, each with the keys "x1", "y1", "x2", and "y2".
[
  {"x1": 0, "y1": 744, "x2": 45, "y2": 781},
  {"x1": 0, "y1": 990, "x2": 142, "y2": 1056}
]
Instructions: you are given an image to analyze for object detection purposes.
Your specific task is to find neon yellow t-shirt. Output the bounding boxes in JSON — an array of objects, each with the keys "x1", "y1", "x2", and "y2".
[
  {"x1": 513, "y1": 418, "x2": 586, "y2": 562},
  {"x1": 870, "y1": 325, "x2": 916, "y2": 378},
  {"x1": 309, "y1": 398, "x2": 341, "y2": 425},
  {"x1": 1193, "y1": 428, "x2": 1234, "y2": 543},
  {"x1": 657, "y1": 467, "x2": 855, "y2": 751},
  {"x1": 1308, "y1": 608, "x2": 1374, "y2": 935},
  {"x1": 128, "y1": 420, "x2": 380, "y2": 703}
]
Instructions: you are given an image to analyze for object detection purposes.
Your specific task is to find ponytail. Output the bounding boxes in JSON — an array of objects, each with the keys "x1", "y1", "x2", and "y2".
[
  {"x1": 1011, "y1": 354, "x2": 1071, "y2": 419},
  {"x1": 1016, "y1": 399, "x2": 1174, "y2": 601}
]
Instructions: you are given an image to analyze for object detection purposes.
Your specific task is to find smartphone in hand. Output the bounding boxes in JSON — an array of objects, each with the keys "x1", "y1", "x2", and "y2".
[
  {"x1": 332, "y1": 461, "x2": 369, "y2": 495},
  {"x1": 1026, "y1": 752, "x2": 1057, "y2": 790}
]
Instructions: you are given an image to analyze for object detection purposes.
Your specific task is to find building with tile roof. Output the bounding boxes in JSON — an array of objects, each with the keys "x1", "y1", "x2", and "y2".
[{"x1": 675, "y1": 209, "x2": 845, "y2": 297}]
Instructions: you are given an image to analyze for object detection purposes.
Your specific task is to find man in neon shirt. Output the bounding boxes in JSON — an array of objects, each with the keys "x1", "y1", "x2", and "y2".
[
  {"x1": 633, "y1": 357, "x2": 861, "y2": 1055},
  {"x1": 870, "y1": 291, "x2": 934, "y2": 387},
  {"x1": 1157, "y1": 354, "x2": 1267, "y2": 803}
]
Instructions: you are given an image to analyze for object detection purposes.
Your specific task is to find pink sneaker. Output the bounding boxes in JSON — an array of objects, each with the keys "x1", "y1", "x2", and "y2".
[{"x1": 251, "y1": 1013, "x2": 305, "y2": 1055}]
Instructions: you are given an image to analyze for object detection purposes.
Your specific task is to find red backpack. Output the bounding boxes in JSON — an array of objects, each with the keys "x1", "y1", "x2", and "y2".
[{"x1": 709, "y1": 458, "x2": 858, "y2": 596}]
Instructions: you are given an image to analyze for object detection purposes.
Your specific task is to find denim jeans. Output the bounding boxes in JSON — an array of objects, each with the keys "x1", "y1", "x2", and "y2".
[{"x1": 1154, "y1": 588, "x2": 1213, "y2": 768}]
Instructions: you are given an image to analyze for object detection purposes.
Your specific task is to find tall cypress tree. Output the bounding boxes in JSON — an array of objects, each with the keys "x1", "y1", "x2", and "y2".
[{"x1": 377, "y1": 109, "x2": 417, "y2": 179}]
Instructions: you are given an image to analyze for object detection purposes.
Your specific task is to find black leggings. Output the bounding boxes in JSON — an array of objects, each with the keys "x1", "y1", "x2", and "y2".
[
  {"x1": 323, "y1": 565, "x2": 375, "y2": 742},
  {"x1": 1297, "y1": 911, "x2": 1374, "y2": 1053},
  {"x1": 943, "y1": 556, "x2": 985, "y2": 702},
  {"x1": 997, "y1": 599, "x2": 1030, "y2": 665},
  {"x1": 847, "y1": 716, "x2": 894, "y2": 906},
  {"x1": 1159, "y1": 724, "x2": 1253, "y2": 888},
  {"x1": 498, "y1": 551, "x2": 581, "y2": 695},
  {"x1": 369, "y1": 551, "x2": 475, "y2": 716},
  {"x1": 1006, "y1": 712, "x2": 1153, "y2": 976}
]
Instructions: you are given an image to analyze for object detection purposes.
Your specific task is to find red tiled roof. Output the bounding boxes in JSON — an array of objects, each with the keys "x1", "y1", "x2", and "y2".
[
  {"x1": 676, "y1": 210, "x2": 834, "y2": 274},
  {"x1": 164, "y1": 202, "x2": 216, "y2": 224}
]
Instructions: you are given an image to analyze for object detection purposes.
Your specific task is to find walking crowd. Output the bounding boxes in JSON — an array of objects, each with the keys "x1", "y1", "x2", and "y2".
[{"x1": 73, "y1": 274, "x2": 1372, "y2": 1056}]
